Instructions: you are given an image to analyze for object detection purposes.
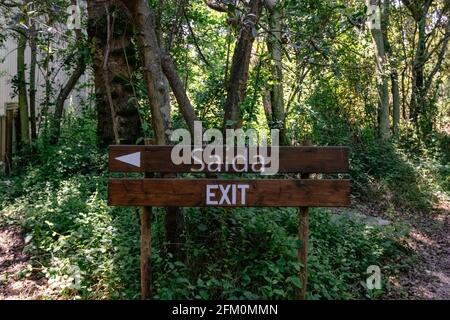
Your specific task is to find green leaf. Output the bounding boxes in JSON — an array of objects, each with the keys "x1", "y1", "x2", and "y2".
[
  {"x1": 289, "y1": 276, "x2": 302, "y2": 289},
  {"x1": 199, "y1": 290, "x2": 209, "y2": 299}
]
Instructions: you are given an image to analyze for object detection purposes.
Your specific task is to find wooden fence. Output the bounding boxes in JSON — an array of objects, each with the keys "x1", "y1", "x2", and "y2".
[
  {"x1": 0, "y1": 115, "x2": 5, "y2": 165},
  {"x1": 0, "y1": 103, "x2": 18, "y2": 174}
]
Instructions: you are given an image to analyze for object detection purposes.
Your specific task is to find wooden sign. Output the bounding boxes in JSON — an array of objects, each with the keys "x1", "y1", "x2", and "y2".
[
  {"x1": 109, "y1": 145, "x2": 349, "y2": 173},
  {"x1": 107, "y1": 144, "x2": 351, "y2": 300},
  {"x1": 108, "y1": 179, "x2": 350, "y2": 207}
]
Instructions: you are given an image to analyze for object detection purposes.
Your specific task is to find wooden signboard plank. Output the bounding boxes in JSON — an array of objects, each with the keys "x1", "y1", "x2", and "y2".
[
  {"x1": 108, "y1": 179, "x2": 351, "y2": 207},
  {"x1": 109, "y1": 145, "x2": 349, "y2": 173}
]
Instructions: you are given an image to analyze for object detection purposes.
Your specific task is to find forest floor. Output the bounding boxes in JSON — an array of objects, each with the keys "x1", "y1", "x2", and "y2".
[
  {"x1": 0, "y1": 226, "x2": 53, "y2": 299},
  {"x1": 388, "y1": 200, "x2": 450, "y2": 299},
  {"x1": 1, "y1": 202, "x2": 449, "y2": 300}
]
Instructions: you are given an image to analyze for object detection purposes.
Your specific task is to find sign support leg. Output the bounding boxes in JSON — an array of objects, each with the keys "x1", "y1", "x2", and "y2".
[
  {"x1": 140, "y1": 205, "x2": 152, "y2": 300},
  {"x1": 140, "y1": 138, "x2": 155, "y2": 300},
  {"x1": 298, "y1": 145, "x2": 311, "y2": 301},
  {"x1": 298, "y1": 205, "x2": 309, "y2": 300}
]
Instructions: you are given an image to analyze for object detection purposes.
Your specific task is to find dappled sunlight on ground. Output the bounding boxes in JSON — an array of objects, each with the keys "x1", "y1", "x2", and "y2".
[
  {"x1": 0, "y1": 226, "x2": 52, "y2": 300},
  {"x1": 335, "y1": 199, "x2": 450, "y2": 300},
  {"x1": 409, "y1": 230, "x2": 437, "y2": 248},
  {"x1": 397, "y1": 204, "x2": 450, "y2": 299}
]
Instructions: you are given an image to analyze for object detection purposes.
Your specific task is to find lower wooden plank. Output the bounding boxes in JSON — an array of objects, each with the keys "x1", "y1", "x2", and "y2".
[{"x1": 108, "y1": 179, "x2": 351, "y2": 207}]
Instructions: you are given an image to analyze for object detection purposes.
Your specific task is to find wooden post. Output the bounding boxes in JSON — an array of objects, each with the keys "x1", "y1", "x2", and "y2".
[
  {"x1": 140, "y1": 204, "x2": 152, "y2": 299},
  {"x1": 298, "y1": 197, "x2": 309, "y2": 300},
  {"x1": 298, "y1": 142, "x2": 311, "y2": 300},
  {"x1": 141, "y1": 138, "x2": 155, "y2": 300}
]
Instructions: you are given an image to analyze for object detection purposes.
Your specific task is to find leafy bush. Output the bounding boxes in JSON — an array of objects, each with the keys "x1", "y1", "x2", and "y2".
[
  {"x1": 0, "y1": 113, "x2": 420, "y2": 300},
  {"x1": 1, "y1": 161, "x2": 411, "y2": 299}
]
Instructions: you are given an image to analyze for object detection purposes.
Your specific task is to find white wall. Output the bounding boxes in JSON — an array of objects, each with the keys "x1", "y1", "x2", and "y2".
[
  {"x1": 0, "y1": 24, "x2": 92, "y2": 122},
  {"x1": 0, "y1": 37, "x2": 20, "y2": 116}
]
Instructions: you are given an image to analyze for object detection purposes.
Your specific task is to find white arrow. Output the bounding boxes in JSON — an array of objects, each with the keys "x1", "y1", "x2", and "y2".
[{"x1": 115, "y1": 152, "x2": 141, "y2": 168}]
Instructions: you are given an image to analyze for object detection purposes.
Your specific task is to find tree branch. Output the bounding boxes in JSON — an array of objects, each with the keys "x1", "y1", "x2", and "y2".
[
  {"x1": 184, "y1": 11, "x2": 212, "y2": 68},
  {"x1": 161, "y1": 52, "x2": 198, "y2": 135},
  {"x1": 203, "y1": 0, "x2": 228, "y2": 13}
]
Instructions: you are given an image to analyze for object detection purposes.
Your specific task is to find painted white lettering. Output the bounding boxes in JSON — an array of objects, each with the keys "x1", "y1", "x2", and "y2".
[
  {"x1": 219, "y1": 185, "x2": 231, "y2": 205},
  {"x1": 206, "y1": 185, "x2": 219, "y2": 205},
  {"x1": 238, "y1": 184, "x2": 250, "y2": 205}
]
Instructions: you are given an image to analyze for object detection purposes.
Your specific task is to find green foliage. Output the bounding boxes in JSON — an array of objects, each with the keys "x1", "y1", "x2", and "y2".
[
  {"x1": 1, "y1": 0, "x2": 448, "y2": 302},
  {"x1": 0, "y1": 118, "x2": 413, "y2": 300},
  {"x1": 153, "y1": 207, "x2": 410, "y2": 300}
]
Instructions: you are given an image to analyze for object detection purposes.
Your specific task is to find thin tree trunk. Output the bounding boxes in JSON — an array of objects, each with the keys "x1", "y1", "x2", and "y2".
[
  {"x1": 161, "y1": 52, "x2": 198, "y2": 135},
  {"x1": 423, "y1": 18, "x2": 450, "y2": 99},
  {"x1": 41, "y1": 35, "x2": 52, "y2": 131},
  {"x1": 382, "y1": 0, "x2": 400, "y2": 135},
  {"x1": 51, "y1": 0, "x2": 86, "y2": 144},
  {"x1": 17, "y1": 31, "x2": 30, "y2": 147},
  {"x1": 223, "y1": 0, "x2": 263, "y2": 130},
  {"x1": 410, "y1": 16, "x2": 426, "y2": 123},
  {"x1": 367, "y1": 0, "x2": 390, "y2": 140},
  {"x1": 51, "y1": 27, "x2": 86, "y2": 144},
  {"x1": 391, "y1": 70, "x2": 400, "y2": 134},
  {"x1": 262, "y1": 89, "x2": 273, "y2": 125},
  {"x1": 29, "y1": 22, "x2": 37, "y2": 141},
  {"x1": 401, "y1": 66, "x2": 407, "y2": 120},
  {"x1": 51, "y1": 57, "x2": 86, "y2": 144},
  {"x1": 266, "y1": 0, "x2": 288, "y2": 145},
  {"x1": 400, "y1": 0, "x2": 433, "y2": 125}
]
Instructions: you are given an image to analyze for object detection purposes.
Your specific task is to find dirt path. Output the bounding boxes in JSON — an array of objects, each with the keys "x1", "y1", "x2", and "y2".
[
  {"x1": 393, "y1": 201, "x2": 450, "y2": 299},
  {"x1": 0, "y1": 226, "x2": 51, "y2": 300}
]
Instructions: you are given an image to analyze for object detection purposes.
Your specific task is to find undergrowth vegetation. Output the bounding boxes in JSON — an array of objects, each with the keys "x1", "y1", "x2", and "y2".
[
  {"x1": 1, "y1": 0, "x2": 449, "y2": 302},
  {"x1": 2, "y1": 115, "x2": 448, "y2": 300}
]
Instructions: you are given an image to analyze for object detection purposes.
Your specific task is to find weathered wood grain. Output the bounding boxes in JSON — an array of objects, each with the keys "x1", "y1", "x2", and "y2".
[
  {"x1": 108, "y1": 179, "x2": 351, "y2": 207},
  {"x1": 108, "y1": 145, "x2": 349, "y2": 173},
  {"x1": 140, "y1": 206, "x2": 152, "y2": 300}
]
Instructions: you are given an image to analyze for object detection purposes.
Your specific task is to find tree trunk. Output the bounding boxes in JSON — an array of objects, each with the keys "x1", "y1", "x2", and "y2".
[
  {"x1": 29, "y1": 21, "x2": 37, "y2": 141},
  {"x1": 423, "y1": 18, "x2": 450, "y2": 108},
  {"x1": 121, "y1": 0, "x2": 185, "y2": 256},
  {"x1": 51, "y1": 28, "x2": 86, "y2": 144},
  {"x1": 41, "y1": 36, "x2": 52, "y2": 130},
  {"x1": 51, "y1": 58, "x2": 86, "y2": 144},
  {"x1": 382, "y1": 0, "x2": 400, "y2": 135},
  {"x1": 367, "y1": 0, "x2": 390, "y2": 140},
  {"x1": 161, "y1": 52, "x2": 198, "y2": 135},
  {"x1": 17, "y1": 31, "x2": 30, "y2": 147},
  {"x1": 400, "y1": 0, "x2": 434, "y2": 125},
  {"x1": 87, "y1": 0, "x2": 141, "y2": 146},
  {"x1": 262, "y1": 89, "x2": 273, "y2": 125},
  {"x1": 119, "y1": 0, "x2": 171, "y2": 145},
  {"x1": 410, "y1": 16, "x2": 426, "y2": 124},
  {"x1": 223, "y1": 0, "x2": 263, "y2": 130},
  {"x1": 391, "y1": 70, "x2": 400, "y2": 134},
  {"x1": 266, "y1": 0, "x2": 288, "y2": 145},
  {"x1": 51, "y1": 0, "x2": 87, "y2": 144}
]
